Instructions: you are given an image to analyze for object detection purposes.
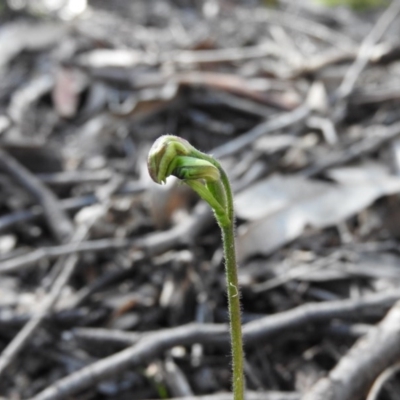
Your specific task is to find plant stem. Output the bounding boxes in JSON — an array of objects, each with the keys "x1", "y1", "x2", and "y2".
[
  {"x1": 200, "y1": 154, "x2": 245, "y2": 400},
  {"x1": 147, "y1": 136, "x2": 245, "y2": 399},
  {"x1": 222, "y1": 223, "x2": 245, "y2": 400},
  {"x1": 217, "y1": 168, "x2": 245, "y2": 400}
]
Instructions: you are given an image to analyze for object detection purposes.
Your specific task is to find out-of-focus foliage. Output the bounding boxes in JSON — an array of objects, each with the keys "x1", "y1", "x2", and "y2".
[
  {"x1": 0, "y1": 0, "x2": 7, "y2": 14},
  {"x1": 314, "y1": 0, "x2": 389, "y2": 10}
]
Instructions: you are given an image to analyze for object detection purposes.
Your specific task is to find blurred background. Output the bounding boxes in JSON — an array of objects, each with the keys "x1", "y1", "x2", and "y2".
[{"x1": 1, "y1": 1, "x2": 400, "y2": 400}]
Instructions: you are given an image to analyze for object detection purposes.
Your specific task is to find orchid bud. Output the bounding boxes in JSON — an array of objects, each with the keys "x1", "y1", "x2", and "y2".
[
  {"x1": 147, "y1": 135, "x2": 219, "y2": 184},
  {"x1": 172, "y1": 156, "x2": 220, "y2": 182},
  {"x1": 147, "y1": 135, "x2": 193, "y2": 184}
]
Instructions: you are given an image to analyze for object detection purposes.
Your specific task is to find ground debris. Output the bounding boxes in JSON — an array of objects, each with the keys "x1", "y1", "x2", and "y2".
[{"x1": 0, "y1": 1, "x2": 400, "y2": 400}]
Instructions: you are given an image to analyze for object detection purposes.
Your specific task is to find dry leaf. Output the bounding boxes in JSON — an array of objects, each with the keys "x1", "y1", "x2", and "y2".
[
  {"x1": 236, "y1": 166, "x2": 400, "y2": 261},
  {"x1": 0, "y1": 22, "x2": 66, "y2": 68}
]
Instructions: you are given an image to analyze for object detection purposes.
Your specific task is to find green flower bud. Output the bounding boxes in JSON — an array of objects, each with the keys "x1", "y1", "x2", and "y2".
[
  {"x1": 147, "y1": 135, "x2": 220, "y2": 184},
  {"x1": 172, "y1": 156, "x2": 220, "y2": 182},
  {"x1": 147, "y1": 135, "x2": 193, "y2": 184}
]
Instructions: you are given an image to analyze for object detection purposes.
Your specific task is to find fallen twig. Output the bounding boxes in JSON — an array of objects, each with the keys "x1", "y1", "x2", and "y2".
[
  {"x1": 336, "y1": 0, "x2": 400, "y2": 100},
  {"x1": 0, "y1": 177, "x2": 123, "y2": 379},
  {"x1": 0, "y1": 253, "x2": 79, "y2": 377},
  {"x1": 212, "y1": 105, "x2": 310, "y2": 159},
  {"x1": 366, "y1": 361, "x2": 400, "y2": 400},
  {"x1": 0, "y1": 237, "x2": 133, "y2": 274},
  {"x1": 0, "y1": 147, "x2": 74, "y2": 243},
  {"x1": 30, "y1": 290, "x2": 400, "y2": 400},
  {"x1": 303, "y1": 300, "x2": 400, "y2": 400},
  {"x1": 0, "y1": 180, "x2": 146, "y2": 233},
  {"x1": 0, "y1": 202, "x2": 214, "y2": 274},
  {"x1": 303, "y1": 120, "x2": 400, "y2": 177}
]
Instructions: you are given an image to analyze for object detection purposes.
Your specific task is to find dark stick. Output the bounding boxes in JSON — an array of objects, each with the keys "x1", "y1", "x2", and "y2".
[
  {"x1": 336, "y1": 0, "x2": 400, "y2": 101},
  {"x1": 0, "y1": 253, "x2": 79, "y2": 377},
  {"x1": 30, "y1": 290, "x2": 400, "y2": 400},
  {"x1": 0, "y1": 181, "x2": 146, "y2": 233},
  {"x1": 0, "y1": 147, "x2": 74, "y2": 242},
  {"x1": 211, "y1": 105, "x2": 310, "y2": 159},
  {"x1": 0, "y1": 202, "x2": 213, "y2": 274},
  {"x1": 303, "y1": 120, "x2": 400, "y2": 177},
  {"x1": 0, "y1": 237, "x2": 133, "y2": 273},
  {"x1": 303, "y1": 300, "x2": 400, "y2": 400}
]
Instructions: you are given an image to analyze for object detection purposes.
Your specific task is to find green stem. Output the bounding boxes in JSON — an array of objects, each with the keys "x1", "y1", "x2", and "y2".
[
  {"x1": 147, "y1": 136, "x2": 245, "y2": 399},
  {"x1": 221, "y1": 223, "x2": 245, "y2": 400},
  {"x1": 194, "y1": 153, "x2": 245, "y2": 400},
  {"x1": 216, "y1": 169, "x2": 245, "y2": 400},
  {"x1": 187, "y1": 160, "x2": 245, "y2": 398}
]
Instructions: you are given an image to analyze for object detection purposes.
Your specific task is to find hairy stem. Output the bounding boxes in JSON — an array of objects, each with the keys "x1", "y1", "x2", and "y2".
[
  {"x1": 147, "y1": 136, "x2": 245, "y2": 399},
  {"x1": 194, "y1": 153, "x2": 245, "y2": 400},
  {"x1": 217, "y1": 168, "x2": 245, "y2": 400},
  {"x1": 221, "y1": 222, "x2": 245, "y2": 399}
]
